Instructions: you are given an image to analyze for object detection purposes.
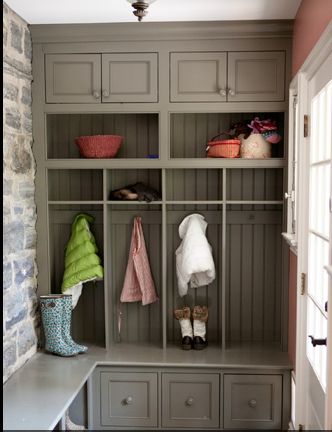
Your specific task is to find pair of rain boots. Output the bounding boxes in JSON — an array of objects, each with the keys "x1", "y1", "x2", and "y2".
[
  {"x1": 40, "y1": 294, "x2": 88, "y2": 357},
  {"x1": 174, "y1": 305, "x2": 208, "y2": 350}
]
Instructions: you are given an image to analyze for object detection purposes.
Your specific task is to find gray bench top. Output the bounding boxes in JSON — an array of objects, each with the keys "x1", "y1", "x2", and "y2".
[{"x1": 3, "y1": 343, "x2": 292, "y2": 430}]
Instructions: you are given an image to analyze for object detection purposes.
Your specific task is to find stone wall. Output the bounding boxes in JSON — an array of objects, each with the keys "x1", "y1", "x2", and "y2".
[{"x1": 3, "y1": 2, "x2": 39, "y2": 383}]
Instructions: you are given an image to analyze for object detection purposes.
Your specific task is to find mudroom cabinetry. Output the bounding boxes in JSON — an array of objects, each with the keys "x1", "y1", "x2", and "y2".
[
  {"x1": 31, "y1": 21, "x2": 293, "y2": 430},
  {"x1": 170, "y1": 51, "x2": 285, "y2": 102},
  {"x1": 45, "y1": 52, "x2": 158, "y2": 103}
]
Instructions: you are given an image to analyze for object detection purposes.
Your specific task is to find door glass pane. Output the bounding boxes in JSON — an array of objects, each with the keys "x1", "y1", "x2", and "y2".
[
  {"x1": 309, "y1": 163, "x2": 330, "y2": 238},
  {"x1": 308, "y1": 233, "x2": 329, "y2": 311},
  {"x1": 307, "y1": 297, "x2": 327, "y2": 389}
]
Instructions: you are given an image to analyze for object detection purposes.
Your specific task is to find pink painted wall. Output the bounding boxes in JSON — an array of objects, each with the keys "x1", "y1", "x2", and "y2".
[
  {"x1": 288, "y1": 250, "x2": 297, "y2": 370},
  {"x1": 292, "y1": 0, "x2": 332, "y2": 76}
]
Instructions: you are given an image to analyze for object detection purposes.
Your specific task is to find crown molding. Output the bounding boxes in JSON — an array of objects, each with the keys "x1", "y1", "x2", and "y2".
[{"x1": 30, "y1": 20, "x2": 293, "y2": 44}]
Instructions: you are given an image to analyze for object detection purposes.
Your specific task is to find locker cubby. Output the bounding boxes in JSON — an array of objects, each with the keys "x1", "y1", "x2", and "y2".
[
  {"x1": 166, "y1": 205, "x2": 223, "y2": 346},
  {"x1": 170, "y1": 112, "x2": 284, "y2": 159},
  {"x1": 226, "y1": 168, "x2": 283, "y2": 202},
  {"x1": 166, "y1": 169, "x2": 223, "y2": 202},
  {"x1": 48, "y1": 169, "x2": 103, "y2": 201},
  {"x1": 46, "y1": 113, "x2": 159, "y2": 159},
  {"x1": 106, "y1": 169, "x2": 162, "y2": 202},
  {"x1": 225, "y1": 204, "x2": 283, "y2": 347},
  {"x1": 48, "y1": 204, "x2": 105, "y2": 346},
  {"x1": 107, "y1": 205, "x2": 162, "y2": 346}
]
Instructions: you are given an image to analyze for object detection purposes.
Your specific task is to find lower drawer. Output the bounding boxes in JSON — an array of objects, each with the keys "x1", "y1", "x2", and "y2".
[
  {"x1": 162, "y1": 373, "x2": 219, "y2": 428},
  {"x1": 223, "y1": 374, "x2": 282, "y2": 429},
  {"x1": 100, "y1": 371, "x2": 158, "y2": 427}
]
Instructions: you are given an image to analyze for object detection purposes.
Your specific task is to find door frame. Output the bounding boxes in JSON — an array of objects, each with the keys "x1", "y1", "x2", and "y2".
[{"x1": 294, "y1": 22, "x2": 332, "y2": 430}]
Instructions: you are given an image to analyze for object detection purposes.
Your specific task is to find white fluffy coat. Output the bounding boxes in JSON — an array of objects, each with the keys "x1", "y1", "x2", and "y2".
[{"x1": 176, "y1": 214, "x2": 216, "y2": 297}]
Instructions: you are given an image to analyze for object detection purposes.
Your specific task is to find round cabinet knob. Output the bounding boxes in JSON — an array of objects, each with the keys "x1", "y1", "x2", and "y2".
[
  {"x1": 93, "y1": 90, "x2": 100, "y2": 99},
  {"x1": 228, "y1": 88, "x2": 236, "y2": 97},
  {"x1": 248, "y1": 399, "x2": 257, "y2": 408},
  {"x1": 185, "y1": 397, "x2": 194, "y2": 406},
  {"x1": 123, "y1": 396, "x2": 133, "y2": 405},
  {"x1": 102, "y1": 90, "x2": 110, "y2": 98},
  {"x1": 219, "y1": 88, "x2": 227, "y2": 97}
]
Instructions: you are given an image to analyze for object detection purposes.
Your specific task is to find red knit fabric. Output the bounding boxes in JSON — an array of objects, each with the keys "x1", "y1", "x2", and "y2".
[{"x1": 120, "y1": 217, "x2": 158, "y2": 305}]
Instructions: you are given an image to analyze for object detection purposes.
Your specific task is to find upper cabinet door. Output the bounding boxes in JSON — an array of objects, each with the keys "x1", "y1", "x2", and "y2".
[
  {"x1": 170, "y1": 52, "x2": 227, "y2": 102},
  {"x1": 102, "y1": 53, "x2": 158, "y2": 103},
  {"x1": 227, "y1": 51, "x2": 285, "y2": 102},
  {"x1": 45, "y1": 54, "x2": 101, "y2": 103}
]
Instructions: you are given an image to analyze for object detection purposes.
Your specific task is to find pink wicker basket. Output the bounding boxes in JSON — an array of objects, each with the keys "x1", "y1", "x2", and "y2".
[
  {"x1": 206, "y1": 133, "x2": 240, "y2": 158},
  {"x1": 75, "y1": 135, "x2": 123, "y2": 158}
]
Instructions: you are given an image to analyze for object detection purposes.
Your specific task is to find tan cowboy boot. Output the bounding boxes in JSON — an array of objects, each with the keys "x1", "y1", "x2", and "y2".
[
  {"x1": 174, "y1": 306, "x2": 193, "y2": 350},
  {"x1": 192, "y1": 305, "x2": 209, "y2": 350}
]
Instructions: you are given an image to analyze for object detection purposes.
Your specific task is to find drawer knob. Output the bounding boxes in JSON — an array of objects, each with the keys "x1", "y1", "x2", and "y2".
[
  {"x1": 93, "y1": 90, "x2": 100, "y2": 99},
  {"x1": 219, "y1": 88, "x2": 227, "y2": 97},
  {"x1": 185, "y1": 397, "x2": 194, "y2": 406},
  {"x1": 248, "y1": 399, "x2": 257, "y2": 408},
  {"x1": 123, "y1": 396, "x2": 133, "y2": 405},
  {"x1": 228, "y1": 88, "x2": 236, "y2": 97},
  {"x1": 102, "y1": 90, "x2": 110, "y2": 98}
]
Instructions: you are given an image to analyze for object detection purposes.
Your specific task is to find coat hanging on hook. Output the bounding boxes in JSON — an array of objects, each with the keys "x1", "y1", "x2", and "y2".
[{"x1": 120, "y1": 216, "x2": 158, "y2": 305}]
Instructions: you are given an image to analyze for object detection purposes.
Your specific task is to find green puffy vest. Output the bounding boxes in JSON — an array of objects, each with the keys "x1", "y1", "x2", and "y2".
[{"x1": 61, "y1": 213, "x2": 104, "y2": 292}]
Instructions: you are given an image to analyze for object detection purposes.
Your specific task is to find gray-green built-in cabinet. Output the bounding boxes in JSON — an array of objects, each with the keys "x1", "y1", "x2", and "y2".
[{"x1": 31, "y1": 20, "x2": 293, "y2": 430}]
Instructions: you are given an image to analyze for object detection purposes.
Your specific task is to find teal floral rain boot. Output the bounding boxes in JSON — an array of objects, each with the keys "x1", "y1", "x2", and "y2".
[
  {"x1": 40, "y1": 295, "x2": 79, "y2": 357},
  {"x1": 61, "y1": 295, "x2": 88, "y2": 354}
]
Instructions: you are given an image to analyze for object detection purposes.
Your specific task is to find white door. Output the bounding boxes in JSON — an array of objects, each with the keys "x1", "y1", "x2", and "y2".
[{"x1": 302, "y1": 53, "x2": 331, "y2": 430}]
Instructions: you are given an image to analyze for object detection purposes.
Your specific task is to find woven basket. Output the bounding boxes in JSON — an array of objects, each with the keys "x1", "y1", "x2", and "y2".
[
  {"x1": 75, "y1": 135, "x2": 123, "y2": 158},
  {"x1": 206, "y1": 133, "x2": 240, "y2": 158}
]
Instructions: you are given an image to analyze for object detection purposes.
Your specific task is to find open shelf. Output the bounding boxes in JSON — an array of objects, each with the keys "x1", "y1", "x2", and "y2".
[
  {"x1": 46, "y1": 113, "x2": 159, "y2": 159},
  {"x1": 170, "y1": 112, "x2": 285, "y2": 159}
]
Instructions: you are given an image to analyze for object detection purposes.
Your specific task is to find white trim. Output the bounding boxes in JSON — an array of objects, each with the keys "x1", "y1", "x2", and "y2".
[{"x1": 282, "y1": 232, "x2": 298, "y2": 248}]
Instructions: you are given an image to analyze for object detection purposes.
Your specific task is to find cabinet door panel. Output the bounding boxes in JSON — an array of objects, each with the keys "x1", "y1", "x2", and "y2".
[
  {"x1": 100, "y1": 372, "x2": 158, "y2": 427},
  {"x1": 224, "y1": 374, "x2": 282, "y2": 429},
  {"x1": 227, "y1": 51, "x2": 285, "y2": 101},
  {"x1": 170, "y1": 52, "x2": 227, "y2": 102},
  {"x1": 102, "y1": 53, "x2": 158, "y2": 102},
  {"x1": 162, "y1": 373, "x2": 219, "y2": 428},
  {"x1": 45, "y1": 54, "x2": 101, "y2": 103}
]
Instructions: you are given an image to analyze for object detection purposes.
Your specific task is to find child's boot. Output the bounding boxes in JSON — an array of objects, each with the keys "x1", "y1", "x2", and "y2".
[
  {"x1": 174, "y1": 306, "x2": 193, "y2": 350},
  {"x1": 192, "y1": 305, "x2": 208, "y2": 350}
]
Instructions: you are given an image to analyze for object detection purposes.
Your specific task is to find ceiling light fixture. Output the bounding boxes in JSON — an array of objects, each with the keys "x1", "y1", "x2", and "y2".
[{"x1": 127, "y1": 0, "x2": 156, "y2": 22}]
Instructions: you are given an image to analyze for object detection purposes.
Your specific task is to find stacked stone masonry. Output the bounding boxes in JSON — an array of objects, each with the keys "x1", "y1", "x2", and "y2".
[{"x1": 3, "y1": 2, "x2": 39, "y2": 383}]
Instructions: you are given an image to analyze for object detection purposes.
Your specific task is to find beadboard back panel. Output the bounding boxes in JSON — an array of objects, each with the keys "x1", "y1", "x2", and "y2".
[
  {"x1": 166, "y1": 208, "x2": 223, "y2": 344},
  {"x1": 226, "y1": 206, "x2": 283, "y2": 345},
  {"x1": 48, "y1": 205, "x2": 105, "y2": 345},
  {"x1": 107, "y1": 207, "x2": 162, "y2": 345},
  {"x1": 48, "y1": 169, "x2": 103, "y2": 201},
  {"x1": 46, "y1": 114, "x2": 159, "y2": 159},
  {"x1": 166, "y1": 169, "x2": 223, "y2": 203},
  {"x1": 227, "y1": 168, "x2": 283, "y2": 204}
]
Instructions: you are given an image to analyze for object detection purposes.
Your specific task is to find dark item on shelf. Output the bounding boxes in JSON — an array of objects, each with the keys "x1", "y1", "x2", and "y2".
[
  {"x1": 109, "y1": 182, "x2": 161, "y2": 202},
  {"x1": 75, "y1": 135, "x2": 123, "y2": 158},
  {"x1": 229, "y1": 121, "x2": 251, "y2": 139},
  {"x1": 147, "y1": 154, "x2": 159, "y2": 158},
  {"x1": 206, "y1": 132, "x2": 240, "y2": 158}
]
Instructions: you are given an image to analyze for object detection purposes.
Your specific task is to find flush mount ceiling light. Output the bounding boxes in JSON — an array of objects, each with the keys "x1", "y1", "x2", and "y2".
[{"x1": 127, "y1": 0, "x2": 157, "y2": 22}]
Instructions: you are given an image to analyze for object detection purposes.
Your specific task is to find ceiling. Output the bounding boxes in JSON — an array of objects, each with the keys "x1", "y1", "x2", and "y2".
[{"x1": 6, "y1": 0, "x2": 302, "y2": 24}]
